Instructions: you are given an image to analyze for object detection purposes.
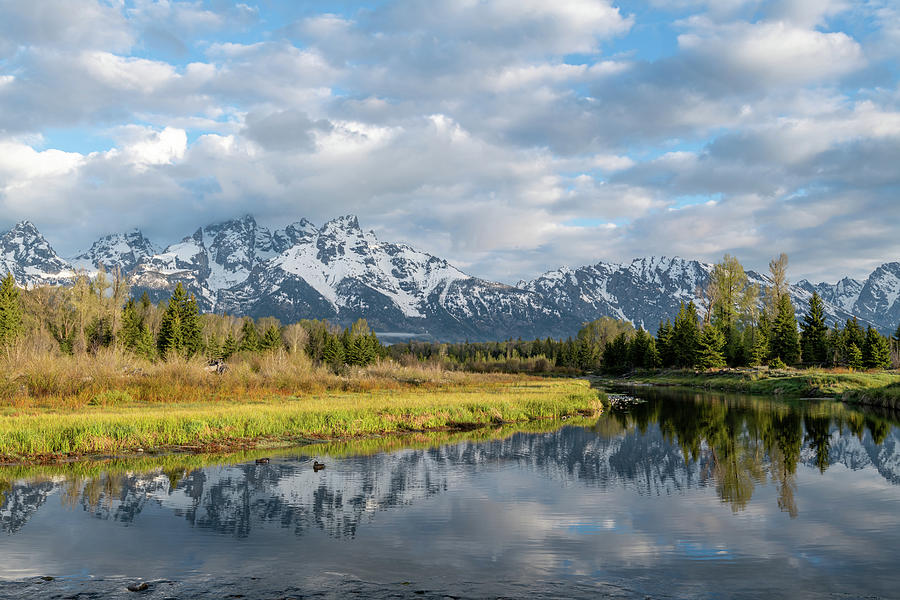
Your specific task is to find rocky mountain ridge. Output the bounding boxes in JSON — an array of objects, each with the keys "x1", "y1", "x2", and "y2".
[{"x1": 0, "y1": 216, "x2": 897, "y2": 340}]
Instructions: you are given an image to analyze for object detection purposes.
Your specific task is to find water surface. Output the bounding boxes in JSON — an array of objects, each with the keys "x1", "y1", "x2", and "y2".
[{"x1": 2, "y1": 387, "x2": 899, "y2": 598}]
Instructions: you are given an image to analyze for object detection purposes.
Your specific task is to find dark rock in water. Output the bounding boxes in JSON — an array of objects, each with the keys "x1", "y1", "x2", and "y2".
[
  {"x1": 127, "y1": 582, "x2": 149, "y2": 592},
  {"x1": 255, "y1": 458, "x2": 270, "y2": 464},
  {"x1": 39, "y1": 576, "x2": 53, "y2": 582}
]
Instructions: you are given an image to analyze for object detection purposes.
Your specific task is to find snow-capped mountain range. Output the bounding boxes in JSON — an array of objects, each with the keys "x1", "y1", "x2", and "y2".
[{"x1": 1, "y1": 216, "x2": 897, "y2": 340}]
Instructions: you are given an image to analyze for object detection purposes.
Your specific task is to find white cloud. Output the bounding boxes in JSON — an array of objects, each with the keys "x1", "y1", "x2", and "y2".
[{"x1": 678, "y1": 19, "x2": 865, "y2": 85}]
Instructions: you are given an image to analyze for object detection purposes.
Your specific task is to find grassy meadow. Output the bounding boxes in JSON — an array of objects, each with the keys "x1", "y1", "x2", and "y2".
[{"x1": 0, "y1": 347, "x2": 603, "y2": 462}]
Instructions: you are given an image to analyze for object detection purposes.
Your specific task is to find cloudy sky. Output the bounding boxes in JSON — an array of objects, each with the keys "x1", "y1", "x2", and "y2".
[{"x1": 0, "y1": 0, "x2": 898, "y2": 284}]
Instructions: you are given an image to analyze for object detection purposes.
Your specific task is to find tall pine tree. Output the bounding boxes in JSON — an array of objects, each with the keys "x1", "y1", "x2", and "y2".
[
  {"x1": 769, "y1": 294, "x2": 801, "y2": 365},
  {"x1": 672, "y1": 301, "x2": 700, "y2": 368},
  {"x1": 696, "y1": 326, "x2": 726, "y2": 370},
  {"x1": 862, "y1": 326, "x2": 891, "y2": 369},
  {"x1": 800, "y1": 292, "x2": 828, "y2": 365},
  {"x1": 157, "y1": 283, "x2": 202, "y2": 358}
]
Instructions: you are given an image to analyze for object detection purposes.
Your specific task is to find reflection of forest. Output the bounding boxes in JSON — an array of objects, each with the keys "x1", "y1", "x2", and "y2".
[
  {"x1": 602, "y1": 388, "x2": 899, "y2": 517},
  {"x1": 1, "y1": 391, "x2": 898, "y2": 537}
]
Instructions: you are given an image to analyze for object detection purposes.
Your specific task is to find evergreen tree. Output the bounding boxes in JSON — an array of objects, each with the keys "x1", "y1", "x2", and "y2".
[
  {"x1": 260, "y1": 325, "x2": 283, "y2": 351},
  {"x1": 769, "y1": 294, "x2": 801, "y2": 365},
  {"x1": 656, "y1": 320, "x2": 675, "y2": 367},
  {"x1": 239, "y1": 318, "x2": 260, "y2": 352},
  {"x1": 322, "y1": 333, "x2": 345, "y2": 368},
  {"x1": 180, "y1": 294, "x2": 202, "y2": 357},
  {"x1": 629, "y1": 329, "x2": 658, "y2": 369},
  {"x1": 162, "y1": 314, "x2": 183, "y2": 357},
  {"x1": 0, "y1": 272, "x2": 23, "y2": 348},
  {"x1": 672, "y1": 301, "x2": 700, "y2": 368},
  {"x1": 206, "y1": 335, "x2": 223, "y2": 360},
  {"x1": 696, "y1": 325, "x2": 726, "y2": 370},
  {"x1": 826, "y1": 324, "x2": 845, "y2": 367},
  {"x1": 749, "y1": 319, "x2": 769, "y2": 367},
  {"x1": 156, "y1": 283, "x2": 202, "y2": 358},
  {"x1": 800, "y1": 292, "x2": 828, "y2": 365},
  {"x1": 847, "y1": 343, "x2": 864, "y2": 370},
  {"x1": 135, "y1": 324, "x2": 156, "y2": 360},
  {"x1": 157, "y1": 285, "x2": 185, "y2": 357},
  {"x1": 222, "y1": 331, "x2": 239, "y2": 359},
  {"x1": 862, "y1": 326, "x2": 891, "y2": 369},
  {"x1": 843, "y1": 317, "x2": 865, "y2": 354},
  {"x1": 602, "y1": 332, "x2": 631, "y2": 373},
  {"x1": 120, "y1": 299, "x2": 140, "y2": 347}
]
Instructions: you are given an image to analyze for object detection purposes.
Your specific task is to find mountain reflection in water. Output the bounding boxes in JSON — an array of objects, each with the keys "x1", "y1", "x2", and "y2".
[{"x1": 1, "y1": 388, "x2": 899, "y2": 598}]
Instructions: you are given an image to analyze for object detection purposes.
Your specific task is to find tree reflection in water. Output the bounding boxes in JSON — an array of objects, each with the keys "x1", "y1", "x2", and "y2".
[
  {"x1": 600, "y1": 388, "x2": 899, "y2": 516},
  {"x1": 1, "y1": 389, "x2": 898, "y2": 537}
]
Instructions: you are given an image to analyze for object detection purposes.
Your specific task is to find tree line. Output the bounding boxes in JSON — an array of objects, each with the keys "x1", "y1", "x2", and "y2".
[
  {"x1": 0, "y1": 272, "x2": 385, "y2": 369},
  {"x1": 1, "y1": 252, "x2": 898, "y2": 374}
]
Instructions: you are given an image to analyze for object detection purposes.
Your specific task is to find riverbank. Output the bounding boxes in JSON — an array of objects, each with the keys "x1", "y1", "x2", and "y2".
[
  {"x1": 0, "y1": 377, "x2": 603, "y2": 464},
  {"x1": 611, "y1": 369, "x2": 900, "y2": 409}
]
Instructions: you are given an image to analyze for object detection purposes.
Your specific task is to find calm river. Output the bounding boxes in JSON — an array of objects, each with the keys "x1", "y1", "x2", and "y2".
[{"x1": 2, "y1": 387, "x2": 899, "y2": 599}]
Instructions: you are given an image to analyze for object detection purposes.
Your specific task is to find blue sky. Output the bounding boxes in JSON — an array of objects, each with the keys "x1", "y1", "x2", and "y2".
[{"x1": 0, "y1": 0, "x2": 898, "y2": 283}]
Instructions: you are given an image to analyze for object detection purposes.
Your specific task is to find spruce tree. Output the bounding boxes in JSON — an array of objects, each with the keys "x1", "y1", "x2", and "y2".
[
  {"x1": 862, "y1": 326, "x2": 891, "y2": 369},
  {"x1": 260, "y1": 325, "x2": 282, "y2": 351},
  {"x1": 847, "y1": 343, "x2": 863, "y2": 370},
  {"x1": 770, "y1": 294, "x2": 801, "y2": 365},
  {"x1": 672, "y1": 301, "x2": 700, "y2": 368},
  {"x1": 239, "y1": 318, "x2": 260, "y2": 352},
  {"x1": 156, "y1": 283, "x2": 202, "y2": 359},
  {"x1": 750, "y1": 328, "x2": 769, "y2": 367},
  {"x1": 800, "y1": 292, "x2": 828, "y2": 365},
  {"x1": 180, "y1": 294, "x2": 202, "y2": 357},
  {"x1": 656, "y1": 320, "x2": 674, "y2": 367},
  {"x1": 322, "y1": 333, "x2": 345, "y2": 368},
  {"x1": 0, "y1": 272, "x2": 23, "y2": 348},
  {"x1": 826, "y1": 324, "x2": 845, "y2": 367},
  {"x1": 844, "y1": 317, "x2": 865, "y2": 353},
  {"x1": 120, "y1": 299, "x2": 144, "y2": 352},
  {"x1": 136, "y1": 324, "x2": 156, "y2": 361},
  {"x1": 222, "y1": 331, "x2": 239, "y2": 359},
  {"x1": 157, "y1": 284, "x2": 186, "y2": 358},
  {"x1": 696, "y1": 326, "x2": 726, "y2": 370}
]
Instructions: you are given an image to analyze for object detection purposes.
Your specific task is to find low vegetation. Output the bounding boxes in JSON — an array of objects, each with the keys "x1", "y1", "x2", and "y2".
[{"x1": 0, "y1": 351, "x2": 602, "y2": 461}]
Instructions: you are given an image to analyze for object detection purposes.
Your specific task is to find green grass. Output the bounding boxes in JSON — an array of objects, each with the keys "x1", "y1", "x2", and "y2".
[
  {"x1": 616, "y1": 369, "x2": 900, "y2": 409},
  {"x1": 0, "y1": 379, "x2": 604, "y2": 462}
]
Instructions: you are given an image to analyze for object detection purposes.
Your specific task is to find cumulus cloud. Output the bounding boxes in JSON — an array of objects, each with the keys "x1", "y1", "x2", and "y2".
[{"x1": 0, "y1": 0, "x2": 896, "y2": 284}]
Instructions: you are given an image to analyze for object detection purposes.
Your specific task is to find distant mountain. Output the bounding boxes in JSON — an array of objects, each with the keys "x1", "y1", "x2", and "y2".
[
  {"x1": 70, "y1": 228, "x2": 158, "y2": 273},
  {"x1": 0, "y1": 221, "x2": 73, "y2": 286},
  {"x1": 0, "y1": 216, "x2": 897, "y2": 340},
  {"x1": 521, "y1": 256, "x2": 866, "y2": 332}
]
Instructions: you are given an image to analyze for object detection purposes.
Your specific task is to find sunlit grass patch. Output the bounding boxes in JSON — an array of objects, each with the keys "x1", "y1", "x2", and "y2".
[{"x1": 0, "y1": 378, "x2": 603, "y2": 461}]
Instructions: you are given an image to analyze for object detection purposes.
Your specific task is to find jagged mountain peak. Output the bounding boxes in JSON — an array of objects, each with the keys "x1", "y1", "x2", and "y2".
[
  {"x1": 8, "y1": 219, "x2": 40, "y2": 234},
  {"x1": 0, "y1": 220, "x2": 73, "y2": 285},
  {"x1": 320, "y1": 214, "x2": 362, "y2": 235},
  {"x1": 72, "y1": 228, "x2": 158, "y2": 273},
  {"x1": 3, "y1": 214, "x2": 898, "y2": 340}
]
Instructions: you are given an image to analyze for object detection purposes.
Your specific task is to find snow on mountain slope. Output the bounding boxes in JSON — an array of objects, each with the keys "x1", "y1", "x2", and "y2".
[
  {"x1": 71, "y1": 229, "x2": 158, "y2": 274},
  {"x1": 0, "y1": 221, "x2": 74, "y2": 286},
  {"x1": 217, "y1": 216, "x2": 567, "y2": 340},
  {"x1": 2, "y1": 216, "x2": 897, "y2": 340},
  {"x1": 524, "y1": 256, "x2": 866, "y2": 333},
  {"x1": 851, "y1": 262, "x2": 900, "y2": 332},
  {"x1": 129, "y1": 215, "x2": 312, "y2": 310},
  {"x1": 797, "y1": 277, "x2": 864, "y2": 314}
]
